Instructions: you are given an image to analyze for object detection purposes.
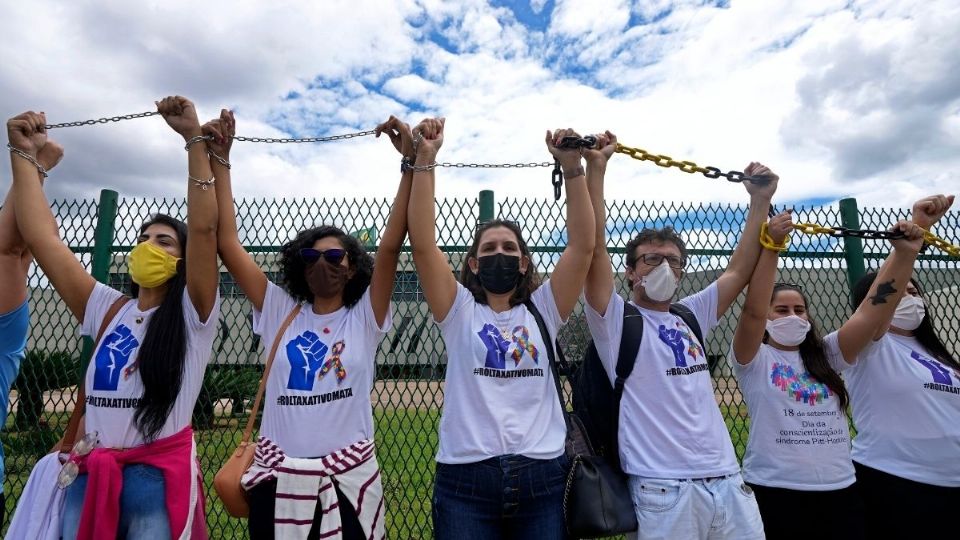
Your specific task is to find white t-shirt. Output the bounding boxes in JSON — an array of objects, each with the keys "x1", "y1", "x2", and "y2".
[
  {"x1": 847, "y1": 332, "x2": 960, "y2": 487},
  {"x1": 584, "y1": 283, "x2": 739, "y2": 478},
  {"x1": 436, "y1": 281, "x2": 566, "y2": 464},
  {"x1": 732, "y1": 334, "x2": 855, "y2": 490},
  {"x1": 81, "y1": 282, "x2": 220, "y2": 449},
  {"x1": 253, "y1": 282, "x2": 391, "y2": 458}
]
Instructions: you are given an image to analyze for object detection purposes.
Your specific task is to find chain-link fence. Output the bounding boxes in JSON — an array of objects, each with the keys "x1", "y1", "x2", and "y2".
[{"x1": 2, "y1": 191, "x2": 958, "y2": 538}]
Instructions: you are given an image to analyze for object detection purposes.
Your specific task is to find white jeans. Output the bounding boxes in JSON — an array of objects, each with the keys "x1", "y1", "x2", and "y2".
[{"x1": 625, "y1": 473, "x2": 765, "y2": 540}]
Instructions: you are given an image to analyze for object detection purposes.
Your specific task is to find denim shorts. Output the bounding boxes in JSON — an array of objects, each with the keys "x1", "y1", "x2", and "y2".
[{"x1": 61, "y1": 463, "x2": 171, "y2": 540}]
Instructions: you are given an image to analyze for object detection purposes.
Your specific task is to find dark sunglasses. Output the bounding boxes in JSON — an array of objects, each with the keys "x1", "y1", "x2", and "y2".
[{"x1": 300, "y1": 248, "x2": 347, "y2": 265}]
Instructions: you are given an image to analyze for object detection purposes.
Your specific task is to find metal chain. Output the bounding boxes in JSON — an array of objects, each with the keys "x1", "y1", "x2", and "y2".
[
  {"x1": 44, "y1": 111, "x2": 160, "y2": 129},
  {"x1": 793, "y1": 222, "x2": 960, "y2": 258},
  {"x1": 436, "y1": 161, "x2": 553, "y2": 169},
  {"x1": 923, "y1": 230, "x2": 960, "y2": 258},
  {"x1": 614, "y1": 142, "x2": 773, "y2": 184}
]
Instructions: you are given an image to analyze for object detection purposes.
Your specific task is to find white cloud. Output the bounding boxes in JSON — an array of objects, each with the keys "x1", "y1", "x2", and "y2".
[{"x1": 0, "y1": 0, "x2": 956, "y2": 222}]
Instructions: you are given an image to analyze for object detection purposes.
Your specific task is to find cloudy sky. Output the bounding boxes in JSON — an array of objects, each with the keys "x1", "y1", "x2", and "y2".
[{"x1": 2, "y1": 0, "x2": 958, "y2": 212}]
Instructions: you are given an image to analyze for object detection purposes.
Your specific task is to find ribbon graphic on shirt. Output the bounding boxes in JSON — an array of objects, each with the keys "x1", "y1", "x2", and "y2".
[
  {"x1": 770, "y1": 362, "x2": 832, "y2": 406},
  {"x1": 510, "y1": 326, "x2": 539, "y2": 366},
  {"x1": 318, "y1": 340, "x2": 347, "y2": 384},
  {"x1": 657, "y1": 321, "x2": 703, "y2": 368}
]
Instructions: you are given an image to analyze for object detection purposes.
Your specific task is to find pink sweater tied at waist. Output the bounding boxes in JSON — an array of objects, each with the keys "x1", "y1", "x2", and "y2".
[{"x1": 75, "y1": 426, "x2": 206, "y2": 540}]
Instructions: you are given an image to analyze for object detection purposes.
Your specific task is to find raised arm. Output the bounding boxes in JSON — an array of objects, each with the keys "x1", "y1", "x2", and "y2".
[
  {"x1": 714, "y1": 163, "x2": 778, "y2": 318},
  {"x1": 731, "y1": 211, "x2": 793, "y2": 365},
  {"x1": 8, "y1": 112, "x2": 95, "y2": 321},
  {"x1": 205, "y1": 110, "x2": 269, "y2": 312},
  {"x1": 836, "y1": 194, "x2": 954, "y2": 363},
  {"x1": 407, "y1": 117, "x2": 459, "y2": 321},
  {"x1": 157, "y1": 96, "x2": 219, "y2": 323},
  {"x1": 1, "y1": 141, "x2": 63, "y2": 313},
  {"x1": 546, "y1": 129, "x2": 596, "y2": 319},
  {"x1": 369, "y1": 116, "x2": 414, "y2": 326},
  {"x1": 582, "y1": 131, "x2": 617, "y2": 316}
]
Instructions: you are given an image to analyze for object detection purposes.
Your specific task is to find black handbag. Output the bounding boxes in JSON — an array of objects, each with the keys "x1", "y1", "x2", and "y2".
[{"x1": 524, "y1": 301, "x2": 638, "y2": 538}]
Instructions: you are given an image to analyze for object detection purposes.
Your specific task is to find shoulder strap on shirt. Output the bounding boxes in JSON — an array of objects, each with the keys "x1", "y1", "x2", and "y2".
[
  {"x1": 523, "y1": 300, "x2": 568, "y2": 418},
  {"x1": 669, "y1": 302, "x2": 704, "y2": 349},
  {"x1": 60, "y1": 295, "x2": 130, "y2": 453},
  {"x1": 242, "y1": 304, "x2": 303, "y2": 443}
]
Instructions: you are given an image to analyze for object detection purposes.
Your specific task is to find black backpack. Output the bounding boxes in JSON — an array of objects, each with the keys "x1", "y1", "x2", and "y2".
[{"x1": 569, "y1": 301, "x2": 704, "y2": 469}]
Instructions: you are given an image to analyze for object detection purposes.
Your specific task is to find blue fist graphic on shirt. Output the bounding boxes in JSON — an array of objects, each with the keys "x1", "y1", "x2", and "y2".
[
  {"x1": 658, "y1": 325, "x2": 689, "y2": 367},
  {"x1": 477, "y1": 323, "x2": 510, "y2": 369},
  {"x1": 286, "y1": 331, "x2": 329, "y2": 390},
  {"x1": 93, "y1": 324, "x2": 139, "y2": 391}
]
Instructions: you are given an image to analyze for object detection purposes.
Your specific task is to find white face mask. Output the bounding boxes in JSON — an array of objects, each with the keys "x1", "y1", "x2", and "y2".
[
  {"x1": 891, "y1": 295, "x2": 925, "y2": 331},
  {"x1": 635, "y1": 260, "x2": 679, "y2": 303},
  {"x1": 766, "y1": 315, "x2": 811, "y2": 347}
]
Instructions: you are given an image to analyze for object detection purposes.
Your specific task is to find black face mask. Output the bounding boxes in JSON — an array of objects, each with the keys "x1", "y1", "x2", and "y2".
[{"x1": 476, "y1": 253, "x2": 521, "y2": 295}]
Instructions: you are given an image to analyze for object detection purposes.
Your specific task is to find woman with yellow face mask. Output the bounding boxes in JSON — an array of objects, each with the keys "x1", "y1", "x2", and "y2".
[{"x1": 7, "y1": 96, "x2": 221, "y2": 540}]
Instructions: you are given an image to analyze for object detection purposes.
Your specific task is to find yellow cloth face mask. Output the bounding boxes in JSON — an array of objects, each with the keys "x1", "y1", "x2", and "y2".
[{"x1": 128, "y1": 241, "x2": 180, "y2": 288}]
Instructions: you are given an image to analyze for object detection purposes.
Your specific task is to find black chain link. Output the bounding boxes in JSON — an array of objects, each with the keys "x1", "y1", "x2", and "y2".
[{"x1": 828, "y1": 228, "x2": 906, "y2": 240}]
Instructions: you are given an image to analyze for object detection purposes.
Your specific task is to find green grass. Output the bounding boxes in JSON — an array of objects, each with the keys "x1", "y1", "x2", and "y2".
[{"x1": 2, "y1": 405, "x2": 752, "y2": 538}]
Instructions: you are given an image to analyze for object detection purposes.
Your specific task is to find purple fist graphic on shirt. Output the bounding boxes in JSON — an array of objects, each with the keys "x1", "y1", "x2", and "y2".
[
  {"x1": 910, "y1": 350, "x2": 953, "y2": 386},
  {"x1": 93, "y1": 324, "x2": 139, "y2": 391},
  {"x1": 286, "y1": 331, "x2": 329, "y2": 390},
  {"x1": 478, "y1": 323, "x2": 510, "y2": 369},
  {"x1": 658, "y1": 324, "x2": 689, "y2": 367}
]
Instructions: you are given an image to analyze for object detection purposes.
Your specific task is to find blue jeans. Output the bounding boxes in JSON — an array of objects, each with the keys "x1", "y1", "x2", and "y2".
[
  {"x1": 61, "y1": 464, "x2": 171, "y2": 540},
  {"x1": 432, "y1": 454, "x2": 570, "y2": 540}
]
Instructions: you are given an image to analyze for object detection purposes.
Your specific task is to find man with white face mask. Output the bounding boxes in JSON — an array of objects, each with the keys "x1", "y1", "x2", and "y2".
[{"x1": 581, "y1": 147, "x2": 778, "y2": 539}]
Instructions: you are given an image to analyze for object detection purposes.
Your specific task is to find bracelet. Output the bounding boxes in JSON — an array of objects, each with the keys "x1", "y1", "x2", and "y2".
[
  {"x1": 759, "y1": 223, "x2": 789, "y2": 252},
  {"x1": 184, "y1": 135, "x2": 212, "y2": 151},
  {"x1": 189, "y1": 174, "x2": 216, "y2": 190},
  {"x1": 207, "y1": 150, "x2": 231, "y2": 169},
  {"x1": 401, "y1": 157, "x2": 437, "y2": 173},
  {"x1": 7, "y1": 144, "x2": 48, "y2": 178},
  {"x1": 562, "y1": 165, "x2": 585, "y2": 179}
]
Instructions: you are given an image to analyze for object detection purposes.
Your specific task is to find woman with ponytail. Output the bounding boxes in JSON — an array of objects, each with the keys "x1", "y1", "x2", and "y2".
[
  {"x1": 729, "y1": 195, "x2": 952, "y2": 540},
  {"x1": 7, "y1": 96, "x2": 220, "y2": 539}
]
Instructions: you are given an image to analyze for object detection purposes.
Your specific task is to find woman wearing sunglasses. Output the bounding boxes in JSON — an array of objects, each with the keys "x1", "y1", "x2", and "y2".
[
  {"x1": 209, "y1": 112, "x2": 412, "y2": 539},
  {"x1": 8, "y1": 97, "x2": 220, "y2": 539},
  {"x1": 729, "y1": 196, "x2": 952, "y2": 540},
  {"x1": 407, "y1": 118, "x2": 596, "y2": 539}
]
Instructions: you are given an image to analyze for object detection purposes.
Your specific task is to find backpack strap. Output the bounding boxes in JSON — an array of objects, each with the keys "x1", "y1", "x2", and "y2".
[
  {"x1": 60, "y1": 295, "x2": 131, "y2": 453},
  {"x1": 523, "y1": 300, "x2": 567, "y2": 417},
  {"x1": 668, "y1": 303, "x2": 704, "y2": 351}
]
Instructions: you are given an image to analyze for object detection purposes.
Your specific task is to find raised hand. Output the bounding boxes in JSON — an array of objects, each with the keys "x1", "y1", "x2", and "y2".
[
  {"x1": 285, "y1": 330, "x2": 329, "y2": 391},
  {"x1": 156, "y1": 96, "x2": 202, "y2": 141},
  {"x1": 202, "y1": 109, "x2": 235, "y2": 161},
  {"x1": 889, "y1": 219, "x2": 925, "y2": 253},
  {"x1": 910, "y1": 194, "x2": 954, "y2": 230},
  {"x1": 545, "y1": 128, "x2": 584, "y2": 172},
  {"x1": 6, "y1": 111, "x2": 48, "y2": 156},
  {"x1": 375, "y1": 115, "x2": 415, "y2": 159},
  {"x1": 36, "y1": 140, "x2": 65, "y2": 173},
  {"x1": 413, "y1": 117, "x2": 445, "y2": 161},
  {"x1": 766, "y1": 210, "x2": 794, "y2": 244},
  {"x1": 742, "y1": 162, "x2": 779, "y2": 201},
  {"x1": 581, "y1": 130, "x2": 618, "y2": 167}
]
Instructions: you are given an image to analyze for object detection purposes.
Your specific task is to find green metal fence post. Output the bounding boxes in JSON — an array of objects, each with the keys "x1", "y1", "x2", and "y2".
[
  {"x1": 80, "y1": 189, "x2": 120, "y2": 363},
  {"x1": 479, "y1": 190, "x2": 494, "y2": 222},
  {"x1": 839, "y1": 197, "x2": 866, "y2": 299}
]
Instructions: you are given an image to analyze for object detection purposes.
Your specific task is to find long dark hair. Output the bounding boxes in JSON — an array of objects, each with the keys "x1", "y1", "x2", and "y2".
[
  {"x1": 129, "y1": 214, "x2": 188, "y2": 442},
  {"x1": 459, "y1": 219, "x2": 540, "y2": 307},
  {"x1": 851, "y1": 272, "x2": 959, "y2": 371},
  {"x1": 277, "y1": 225, "x2": 373, "y2": 307},
  {"x1": 765, "y1": 283, "x2": 850, "y2": 410}
]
